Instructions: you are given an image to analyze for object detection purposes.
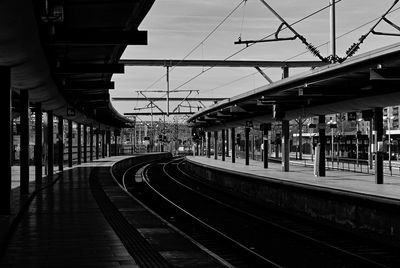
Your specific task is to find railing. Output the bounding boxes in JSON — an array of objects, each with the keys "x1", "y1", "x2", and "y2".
[
  {"x1": 294, "y1": 156, "x2": 400, "y2": 176},
  {"x1": 231, "y1": 150, "x2": 400, "y2": 177}
]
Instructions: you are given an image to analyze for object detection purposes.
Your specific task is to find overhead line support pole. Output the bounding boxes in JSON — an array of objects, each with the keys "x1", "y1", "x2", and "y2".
[
  {"x1": 330, "y1": 0, "x2": 336, "y2": 62},
  {"x1": 167, "y1": 66, "x2": 170, "y2": 117}
]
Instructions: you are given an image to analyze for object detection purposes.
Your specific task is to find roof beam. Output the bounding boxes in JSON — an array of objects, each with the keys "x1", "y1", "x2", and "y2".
[
  {"x1": 63, "y1": 81, "x2": 115, "y2": 90},
  {"x1": 55, "y1": 64, "x2": 125, "y2": 74},
  {"x1": 119, "y1": 59, "x2": 327, "y2": 68},
  {"x1": 255, "y1": 67, "x2": 273, "y2": 83},
  {"x1": 217, "y1": 111, "x2": 233, "y2": 117},
  {"x1": 124, "y1": 112, "x2": 194, "y2": 116},
  {"x1": 66, "y1": 0, "x2": 141, "y2": 5},
  {"x1": 370, "y1": 67, "x2": 400, "y2": 80},
  {"x1": 45, "y1": 30, "x2": 148, "y2": 45},
  {"x1": 112, "y1": 97, "x2": 226, "y2": 101},
  {"x1": 230, "y1": 105, "x2": 247, "y2": 113}
]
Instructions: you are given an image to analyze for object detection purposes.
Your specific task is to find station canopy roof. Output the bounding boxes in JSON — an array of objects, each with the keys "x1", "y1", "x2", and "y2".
[
  {"x1": 0, "y1": 0, "x2": 154, "y2": 129},
  {"x1": 188, "y1": 43, "x2": 400, "y2": 131}
]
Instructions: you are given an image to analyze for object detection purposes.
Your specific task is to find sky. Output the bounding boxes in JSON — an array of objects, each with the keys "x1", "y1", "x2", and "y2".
[{"x1": 111, "y1": 0, "x2": 400, "y2": 123}]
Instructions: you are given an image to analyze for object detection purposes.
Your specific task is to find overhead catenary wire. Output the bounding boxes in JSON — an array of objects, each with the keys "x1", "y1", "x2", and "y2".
[
  {"x1": 257, "y1": 0, "x2": 326, "y2": 62},
  {"x1": 170, "y1": 0, "x2": 343, "y2": 93},
  {"x1": 341, "y1": 0, "x2": 399, "y2": 61},
  {"x1": 238, "y1": 0, "x2": 248, "y2": 41},
  {"x1": 142, "y1": 0, "x2": 246, "y2": 92},
  {"x1": 204, "y1": 4, "x2": 400, "y2": 94}
]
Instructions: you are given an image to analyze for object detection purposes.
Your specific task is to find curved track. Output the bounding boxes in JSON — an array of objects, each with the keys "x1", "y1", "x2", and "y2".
[{"x1": 120, "y1": 157, "x2": 400, "y2": 267}]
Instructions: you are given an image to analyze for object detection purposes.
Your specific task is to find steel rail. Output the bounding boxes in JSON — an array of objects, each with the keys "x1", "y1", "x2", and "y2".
[
  {"x1": 168, "y1": 159, "x2": 389, "y2": 267},
  {"x1": 142, "y1": 158, "x2": 281, "y2": 267}
]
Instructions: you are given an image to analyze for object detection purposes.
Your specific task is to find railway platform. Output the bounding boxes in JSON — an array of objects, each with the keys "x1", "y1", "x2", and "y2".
[
  {"x1": 186, "y1": 155, "x2": 400, "y2": 200},
  {"x1": 0, "y1": 155, "x2": 227, "y2": 268},
  {"x1": 184, "y1": 155, "x2": 400, "y2": 246}
]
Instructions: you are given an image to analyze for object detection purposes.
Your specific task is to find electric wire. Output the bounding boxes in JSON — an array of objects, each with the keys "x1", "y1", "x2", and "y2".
[
  {"x1": 170, "y1": 0, "x2": 343, "y2": 93},
  {"x1": 142, "y1": 0, "x2": 246, "y2": 92},
  {"x1": 139, "y1": 0, "x2": 338, "y2": 116},
  {"x1": 238, "y1": 0, "x2": 248, "y2": 41},
  {"x1": 202, "y1": 4, "x2": 400, "y2": 95},
  {"x1": 287, "y1": 5, "x2": 400, "y2": 61}
]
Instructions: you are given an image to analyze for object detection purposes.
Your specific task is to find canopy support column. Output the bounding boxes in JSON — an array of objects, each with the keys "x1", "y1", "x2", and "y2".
[
  {"x1": 221, "y1": 129, "x2": 225, "y2": 161},
  {"x1": 231, "y1": 128, "x2": 236, "y2": 163},
  {"x1": 20, "y1": 90, "x2": 29, "y2": 195},
  {"x1": 214, "y1": 131, "x2": 218, "y2": 160},
  {"x1": 374, "y1": 108, "x2": 384, "y2": 184},
  {"x1": 34, "y1": 103, "x2": 42, "y2": 184},
  {"x1": 0, "y1": 67, "x2": 11, "y2": 214},
  {"x1": 68, "y1": 120, "x2": 73, "y2": 167},
  {"x1": 245, "y1": 127, "x2": 250, "y2": 165},
  {"x1": 58, "y1": 116, "x2": 63, "y2": 172},
  {"x1": 282, "y1": 120, "x2": 290, "y2": 172},
  {"x1": 318, "y1": 115, "x2": 326, "y2": 177}
]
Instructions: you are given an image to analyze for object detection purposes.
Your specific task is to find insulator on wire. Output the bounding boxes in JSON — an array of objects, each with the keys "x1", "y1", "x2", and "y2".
[
  {"x1": 307, "y1": 42, "x2": 328, "y2": 62},
  {"x1": 346, "y1": 42, "x2": 361, "y2": 57},
  {"x1": 326, "y1": 55, "x2": 344, "y2": 63},
  {"x1": 298, "y1": 35, "x2": 326, "y2": 62},
  {"x1": 306, "y1": 43, "x2": 320, "y2": 57}
]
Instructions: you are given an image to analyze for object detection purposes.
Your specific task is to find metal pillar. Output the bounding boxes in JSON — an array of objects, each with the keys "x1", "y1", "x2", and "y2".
[
  {"x1": 58, "y1": 116, "x2": 63, "y2": 172},
  {"x1": 68, "y1": 120, "x2": 73, "y2": 167},
  {"x1": 369, "y1": 119, "x2": 373, "y2": 169},
  {"x1": 199, "y1": 137, "x2": 203, "y2": 156},
  {"x1": 207, "y1": 132, "x2": 211, "y2": 158},
  {"x1": 83, "y1": 125, "x2": 87, "y2": 163},
  {"x1": 221, "y1": 129, "x2": 225, "y2": 161},
  {"x1": 47, "y1": 111, "x2": 54, "y2": 176},
  {"x1": 102, "y1": 131, "x2": 105, "y2": 158},
  {"x1": 77, "y1": 123, "x2": 81, "y2": 164},
  {"x1": 34, "y1": 103, "x2": 42, "y2": 184},
  {"x1": 252, "y1": 134, "x2": 255, "y2": 160},
  {"x1": 1, "y1": 67, "x2": 11, "y2": 214},
  {"x1": 374, "y1": 108, "x2": 384, "y2": 184},
  {"x1": 263, "y1": 127, "x2": 269, "y2": 169},
  {"x1": 89, "y1": 126, "x2": 93, "y2": 161},
  {"x1": 96, "y1": 129, "x2": 99, "y2": 159},
  {"x1": 275, "y1": 128, "x2": 279, "y2": 158},
  {"x1": 106, "y1": 130, "x2": 111, "y2": 157},
  {"x1": 282, "y1": 120, "x2": 290, "y2": 172},
  {"x1": 330, "y1": 0, "x2": 336, "y2": 62},
  {"x1": 114, "y1": 131, "x2": 118, "y2": 156},
  {"x1": 245, "y1": 127, "x2": 250, "y2": 165},
  {"x1": 20, "y1": 90, "x2": 29, "y2": 195},
  {"x1": 226, "y1": 129, "x2": 230, "y2": 157},
  {"x1": 282, "y1": 66, "x2": 289, "y2": 79},
  {"x1": 231, "y1": 128, "x2": 236, "y2": 163},
  {"x1": 166, "y1": 66, "x2": 170, "y2": 116},
  {"x1": 214, "y1": 131, "x2": 218, "y2": 160},
  {"x1": 318, "y1": 115, "x2": 326, "y2": 177}
]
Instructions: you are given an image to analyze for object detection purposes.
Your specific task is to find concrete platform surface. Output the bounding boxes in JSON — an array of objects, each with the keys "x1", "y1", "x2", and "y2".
[
  {"x1": 1, "y1": 156, "x2": 228, "y2": 268},
  {"x1": 186, "y1": 156, "x2": 400, "y2": 201},
  {"x1": 1, "y1": 157, "x2": 139, "y2": 268}
]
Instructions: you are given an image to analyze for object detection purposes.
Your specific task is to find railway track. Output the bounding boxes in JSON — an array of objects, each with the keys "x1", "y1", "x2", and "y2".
[{"x1": 120, "y1": 157, "x2": 400, "y2": 267}]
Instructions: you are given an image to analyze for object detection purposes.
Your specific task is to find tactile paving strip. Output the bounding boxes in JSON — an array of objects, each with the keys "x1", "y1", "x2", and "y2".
[{"x1": 89, "y1": 167, "x2": 171, "y2": 268}]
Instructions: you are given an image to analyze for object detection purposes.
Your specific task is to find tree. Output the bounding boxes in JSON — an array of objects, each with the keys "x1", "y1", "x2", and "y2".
[{"x1": 293, "y1": 116, "x2": 313, "y2": 160}]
